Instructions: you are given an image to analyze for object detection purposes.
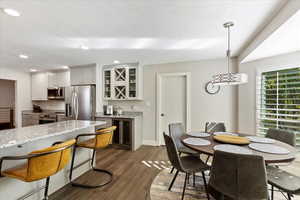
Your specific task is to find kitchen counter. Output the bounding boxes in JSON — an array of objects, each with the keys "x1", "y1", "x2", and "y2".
[
  {"x1": 0, "y1": 120, "x2": 105, "y2": 149},
  {"x1": 22, "y1": 110, "x2": 70, "y2": 127},
  {"x1": 95, "y1": 111, "x2": 142, "y2": 119},
  {"x1": 0, "y1": 120, "x2": 106, "y2": 200},
  {"x1": 22, "y1": 110, "x2": 65, "y2": 115}
]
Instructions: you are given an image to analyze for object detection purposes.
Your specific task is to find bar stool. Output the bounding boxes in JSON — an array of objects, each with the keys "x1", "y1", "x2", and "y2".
[
  {"x1": 69, "y1": 126, "x2": 117, "y2": 188},
  {"x1": 0, "y1": 139, "x2": 76, "y2": 200}
]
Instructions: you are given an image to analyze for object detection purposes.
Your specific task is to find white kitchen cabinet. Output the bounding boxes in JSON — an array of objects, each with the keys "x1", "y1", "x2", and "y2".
[
  {"x1": 31, "y1": 72, "x2": 48, "y2": 100},
  {"x1": 56, "y1": 71, "x2": 70, "y2": 87},
  {"x1": 48, "y1": 71, "x2": 70, "y2": 88},
  {"x1": 47, "y1": 72, "x2": 56, "y2": 88},
  {"x1": 103, "y1": 62, "x2": 143, "y2": 100},
  {"x1": 70, "y1": 64, "x2": 96, "y2": 85}
]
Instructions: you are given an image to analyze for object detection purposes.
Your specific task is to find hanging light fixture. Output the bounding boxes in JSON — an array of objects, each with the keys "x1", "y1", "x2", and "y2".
[{"x1": 212, "y1": 22, "x2": 248, "y2": 86}]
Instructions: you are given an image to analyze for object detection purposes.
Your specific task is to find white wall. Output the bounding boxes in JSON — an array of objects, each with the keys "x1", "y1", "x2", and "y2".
[
  {"x1": 109, "y1": 58, "x2": 238, "y2": 144},
  {"x1": 0, "y1": 79, "x2": 15, "y2": 107},
  {"x1": 0, "y1": 67, "x2": 32, "y2": 127},
  {"x1": 238, "y1": 50, "x2": 300, "y2": 135}
]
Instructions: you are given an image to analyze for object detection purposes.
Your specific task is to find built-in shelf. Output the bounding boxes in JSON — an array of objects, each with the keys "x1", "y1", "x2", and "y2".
[{"x1": 103, "y1": 62, "x2": 143, "y2": 100}]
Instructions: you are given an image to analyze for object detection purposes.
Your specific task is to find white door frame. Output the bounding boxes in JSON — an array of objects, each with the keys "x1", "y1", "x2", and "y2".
[{"x1": 156, "y1": 72, "x2": 191, "y2": 145}]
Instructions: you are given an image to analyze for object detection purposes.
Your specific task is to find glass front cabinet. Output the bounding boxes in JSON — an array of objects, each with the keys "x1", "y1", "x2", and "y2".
[{"x1": 103, "y1": 62, "x2": 143, "y2": 100}]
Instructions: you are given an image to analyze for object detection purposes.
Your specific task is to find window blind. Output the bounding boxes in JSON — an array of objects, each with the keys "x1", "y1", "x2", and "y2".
[{"x1": 257, "y1": 67, "x2": 300, "y2": 144}]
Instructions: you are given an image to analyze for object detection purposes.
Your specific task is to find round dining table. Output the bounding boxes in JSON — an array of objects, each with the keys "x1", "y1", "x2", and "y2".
[{"x1": 181, "y1": 133, "x2": 298, "y2": 164}]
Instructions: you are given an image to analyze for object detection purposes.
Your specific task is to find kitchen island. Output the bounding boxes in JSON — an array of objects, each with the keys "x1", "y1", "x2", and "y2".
[{"x1": 0, "y1": 120, "x2": 106, "y2": 200}]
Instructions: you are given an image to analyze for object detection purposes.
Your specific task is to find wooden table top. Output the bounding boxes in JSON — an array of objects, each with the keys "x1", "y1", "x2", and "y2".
[{"x1": 181, "y1": 133, "x2": 298, "y2": 164}]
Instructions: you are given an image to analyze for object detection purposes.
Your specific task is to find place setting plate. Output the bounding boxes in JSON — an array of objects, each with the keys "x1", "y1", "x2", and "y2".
[
  {"x1": 183, "y1": 138, "x2": 211, "y2": 146},
  {"x1": 248, "y1": 143, "x2": 290, "y2": 155},
  {"x1": 246, "y1": 136, "x2": 275, "y2": 144},
  {"x1": 214, "y1": 144, "x2": 253, "y2": 155},
  {"x1": 186, "y1": 131, "x2": 210, "y2": 137}
]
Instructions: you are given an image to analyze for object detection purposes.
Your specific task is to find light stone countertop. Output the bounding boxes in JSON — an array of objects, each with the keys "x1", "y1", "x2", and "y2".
[
  {"x1": 95, "y1": 111, "x2": 142, "y2": 119},
  {"x1": 0, "y1": 120, "x2": 105, "y2": 149}
]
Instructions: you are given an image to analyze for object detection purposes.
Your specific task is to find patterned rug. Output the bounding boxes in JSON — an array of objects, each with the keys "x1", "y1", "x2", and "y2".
[
  {"x1": 149, "y1": 168, "x2": 300, "y2": 200},
  {"x1": 150, "y1": 169, "x2": 209, "y2": 200}
]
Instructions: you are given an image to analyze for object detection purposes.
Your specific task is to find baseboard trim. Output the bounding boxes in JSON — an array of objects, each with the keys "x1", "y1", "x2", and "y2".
[{"x1": 143, "y1": 140, "x2": 158, "y2": 146}]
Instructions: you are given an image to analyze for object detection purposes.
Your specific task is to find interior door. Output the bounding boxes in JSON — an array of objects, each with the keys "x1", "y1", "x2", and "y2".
[{"x1": 160, "y1": 75, "x2": 187, "y2": 144}]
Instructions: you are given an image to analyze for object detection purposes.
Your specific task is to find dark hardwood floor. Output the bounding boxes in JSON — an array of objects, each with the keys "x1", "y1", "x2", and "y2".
[{"x1": 50, "y1": 146, "x2": 168, "y2": 200}]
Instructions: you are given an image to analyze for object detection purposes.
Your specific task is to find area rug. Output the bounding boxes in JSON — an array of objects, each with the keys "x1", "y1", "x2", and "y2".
[
  {"x1": 150, "y1": 169, "x2": 209, "y2": 200},
  {"x1": 149, "y1": 168, "x2": 300, "y2": 200}
]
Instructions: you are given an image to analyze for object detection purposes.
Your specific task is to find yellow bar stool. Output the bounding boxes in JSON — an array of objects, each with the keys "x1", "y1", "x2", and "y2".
[
  {"x1": 69, "y1": 126, "x2": 117, "y2": 188},
  {"x1": 0, "y1": 139, "x2": 76, "y2": 200}
]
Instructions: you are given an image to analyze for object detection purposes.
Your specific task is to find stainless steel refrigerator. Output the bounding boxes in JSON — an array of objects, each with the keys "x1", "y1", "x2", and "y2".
[{"x1": 65, "y1": 85, "x2": 96, "y2": 120}]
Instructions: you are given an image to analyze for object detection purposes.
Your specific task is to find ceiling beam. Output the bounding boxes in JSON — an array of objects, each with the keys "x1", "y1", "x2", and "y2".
[{"x1": 238, "y1": 0, "x2": 300, "y2": 63}]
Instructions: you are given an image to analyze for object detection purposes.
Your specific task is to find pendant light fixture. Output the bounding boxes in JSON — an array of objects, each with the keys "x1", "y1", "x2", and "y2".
[{"x1": 212, "y1": 22, "x2": 248, "y2": 86}]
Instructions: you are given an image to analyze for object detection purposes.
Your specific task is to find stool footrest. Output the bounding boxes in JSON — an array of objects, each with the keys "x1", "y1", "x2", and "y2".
[{"x1": 71, "y1": 168, "x2": 113, "y2": 189}]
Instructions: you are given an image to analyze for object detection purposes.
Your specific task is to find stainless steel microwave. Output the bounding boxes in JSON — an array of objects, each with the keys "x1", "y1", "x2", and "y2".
[{"x1": 48, "y1": 87, "x2": 65, "y2": 100}]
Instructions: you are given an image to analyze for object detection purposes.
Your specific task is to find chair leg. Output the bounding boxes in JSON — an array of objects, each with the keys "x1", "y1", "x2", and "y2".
[
  {"x1": 43, "y1": 177, "x2": 50, "y2": 200},
  {"x1": 69, "y1": 145, "x2": 77, "y2": 182},
  {"x1": 271, "y1": 185, "x2": 274, "y2": 200},
  {"x1": 202, "y1": 171, "x2": 210, "y2": 200},
  {"x1": 181, "y1": 173, "x2": 188, "y2": 200},
  {"x1": 205, "y1": 156, "x2": 210, "y2": 164},
  {"x1": 170, "y1": 167, "x2": 175, "y2": 174},
  {"x1": 168, "y1": 170, "x2": 179, "y2": 191},
  {"x1": 193, "y1": 173, "x2": 196, "y2": 187},
  {"x1": 70, "y1": 148, "x2": 113, "y2": 189},
  {"x1": 287, "y1": 193, "x2": 292, "y2": 200}
]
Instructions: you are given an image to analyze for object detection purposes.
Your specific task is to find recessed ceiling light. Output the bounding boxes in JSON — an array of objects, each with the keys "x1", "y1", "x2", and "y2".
[
  {"x1": 80, "y1": 45, "x2": 89, "y2": 50},
  {"x1": 19, "y1": 54, "x2": 28, "y2": 59},
  {"x1": 30, "y1": 69, "x2": 37, "y2": 72},
  {"x1": 113, "y1": 60, "x2": 120, "y2": 64},
  {"x1": 2, "y1": 8, "x2": 21, "y2": 17},
  {"x1": 61, "y1": 65, "x2": 69, "y2": 69}
]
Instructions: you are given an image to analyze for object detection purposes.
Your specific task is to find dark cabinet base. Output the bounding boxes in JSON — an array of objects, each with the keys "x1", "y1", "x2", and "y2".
[
  {"x1": 112, "y1": 118, "x2": 133, "y2": 150},
  {"x1": 96, "y1": 117, "x2": 133, "y2": 150}
]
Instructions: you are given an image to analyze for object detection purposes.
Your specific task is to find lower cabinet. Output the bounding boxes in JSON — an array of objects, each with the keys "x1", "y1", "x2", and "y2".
[
  {"x1": 112, "y1": 118, "x2": 132, "y2": 150},
  {"x1": 95, "y1": 117, "x2": 134, "y2": 150},
  {"x1": 22, "y1": 114, "x2": 39, "y2": 127}
]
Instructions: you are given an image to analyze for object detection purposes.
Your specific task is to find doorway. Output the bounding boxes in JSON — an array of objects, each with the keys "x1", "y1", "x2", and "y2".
[
  {"x1": 0, "y1": 79, "x2": 16, "y2": 130},
  {"x1": 156, "y1": 72, "x2": 191, "y2": 145}
]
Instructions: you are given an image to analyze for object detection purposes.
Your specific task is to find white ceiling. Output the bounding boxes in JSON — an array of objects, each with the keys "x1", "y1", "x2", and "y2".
[
  {"x1": 0, "y1": 0, "x2": 286, "y2": 71},
  {"x1": 243, "y1": 9, "x2": 300, "y2": 63}
]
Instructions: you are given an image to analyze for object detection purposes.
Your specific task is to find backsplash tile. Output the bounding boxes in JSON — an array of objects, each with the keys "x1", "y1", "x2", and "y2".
[{"x1": 32, "y1": 100, "x2": 65, "y2": 111}]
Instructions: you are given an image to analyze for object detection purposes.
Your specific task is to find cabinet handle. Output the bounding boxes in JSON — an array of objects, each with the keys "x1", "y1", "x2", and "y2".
[{"x1": 161, "y1": 113, "x2": 165, "y2": 117}]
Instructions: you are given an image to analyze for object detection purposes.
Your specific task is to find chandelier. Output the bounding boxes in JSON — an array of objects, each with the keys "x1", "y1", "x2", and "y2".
[{"x1": 212, "y1": 22, "x2": 248, "y2": 86}]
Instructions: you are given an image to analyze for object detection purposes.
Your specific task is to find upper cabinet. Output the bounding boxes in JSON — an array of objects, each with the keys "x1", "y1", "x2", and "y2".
[
  {"x1": 48, "y1": 71, "x2": 70, "y2": 88},
  {"x1": 31, "y1": 72, "x2": 49, "y2": 101},
  {"x1": 31, "y1": 71, "x2": 71, "y2": 101},
  {"x1": 70, "y1": 64, "x2": 96, "y2": 85},
  {"x1": 103, "y1": 62, "x2": 143, "y2": 100}
]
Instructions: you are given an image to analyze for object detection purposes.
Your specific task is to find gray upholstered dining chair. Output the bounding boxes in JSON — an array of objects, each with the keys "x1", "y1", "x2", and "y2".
[
  {"x1": 169, "y1": 123, "x2": 199, "y2": 174},
  {"x1": 266, "y1": 128, "x2": 296, "y2": 147},
  {"x1": 205, "y1": 122, "x2": 217, "y2": 133},
  {"x1": 163, "y1": 133, "x2": 210, "y2": 200},
  {"x1": 267, "y1": 166, "x2": 300, "y2": 200},
  {"x1": 169, "y1": 123, "x2": 198, "y2": 155},
  {"x1": 265, "y1": 128, "x2": 299, "y2": 200},
  {"x1": 205, "y1": 122, "x2": 226, "y2": 133},
  {"x1": 208, "y1": 150, "x2": 269, "y2": 200},
  {"x1": 204, "y1": 122, "x2": 226, "y2": 164}
]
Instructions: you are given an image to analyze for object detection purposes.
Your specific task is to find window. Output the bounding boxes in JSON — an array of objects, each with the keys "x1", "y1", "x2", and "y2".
[{"x1": 257, "y1": 67, "x2": 300, "y2": 144}]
